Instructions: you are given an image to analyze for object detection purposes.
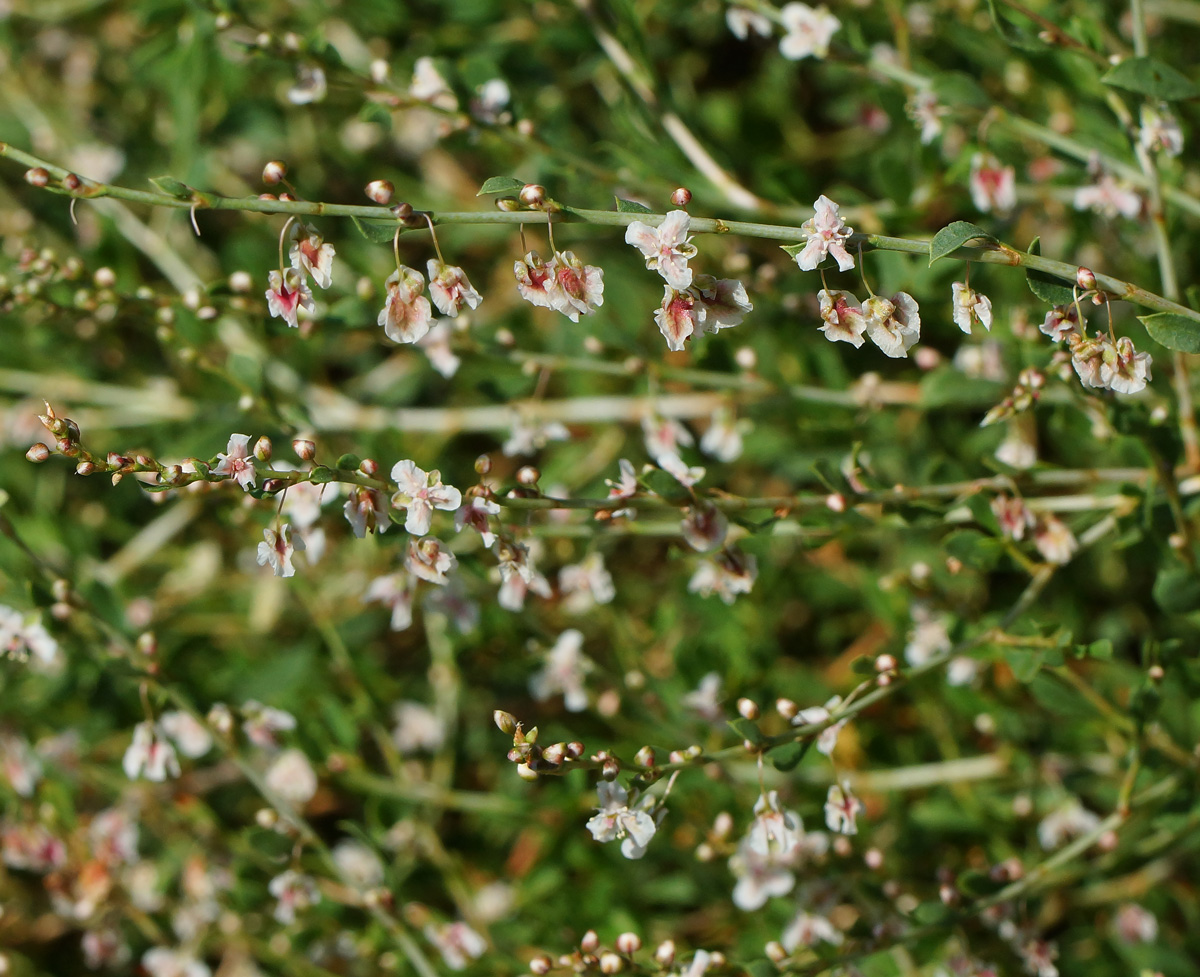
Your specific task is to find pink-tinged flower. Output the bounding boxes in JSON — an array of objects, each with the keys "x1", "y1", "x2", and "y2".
[
  {"x1": 502, "y1": 416, "x2": 570, "y2": 457},
  {"x1": 905, "y1": 605, "x2": 952, "y2": 667},
  {"x1": 660, "y1": 451, "x2": 706, "y2": 487},
  {"x1": 655, "y1": 286, "x2": 704, "y2": 351},
  {"x1": 817, "y1": 288, "x2": 867, "y2": 347},
  {"x1": 257, "y1": 524, "x2": 305, "y2": 578},
  {"x1": 1038, "y1": 798, "x2": 1099, "y2": 849},
  {"x1": 241, "y1": 700, "x2": 296, "y2": 749},
  {"x1": 643, "y1": 416, "x2": 694, "y2": 462},
  {"x1": 266, "y1": 268, "x2": 315, "y2": 328},
  {"x1": 782, "y1": 912, "x2": 844, "y2": 951},
  {"x1": 1040, "y1": 304, "x2": 1081, "y2": 342},
  {"x1": 379, "y1": 266, "x2": 434, "y2": 344},
  {"x1": 969, "y1": 153, "x2": 1016, "y2": 214},
  {"x1": 693, "y1": 275, "x2": 753, "y2": 333},
  {"x1": 1070, "y1": 333, "x2": 1108, "y2": 389},
  {"x1": 0, "y1": 605, "x2": 60, "y2": 667},
  {"x1": 996, "y1": 426, "x2": 1037, "y2": 470},
  {"x1": 365, "y1": 571, "x2": 415, "y2": 631},
  {"x1": 410, "y1": 56, "x2": 458, "y2": 109},
  {"x1": 586, "y1": 781, "x2": 658, "y2": 854},
  {"x1": 1140, "y1": 104, "x2": 1183, "y2": 157},
  {"x1": 605, "y1": 458, "x2": 640, "y2": 517},
  {"x1": 1, "y1": 734, "x2": 41, "y2": 796},
  {"x1": 559, "y1": 553, "x2": 616, "y2": 612},
  {"x1": 1074, "y1": 175, "x2": 1141, "y2": 219},
  {"x1": 907, "y1": 90, "x2": 947, "y2": 145},
  {"x1": 531, "y1": 630, "x2": 593, "y2": 711},
  {"x1": 1114, "y1": 903, "x2": 1158, "y2": 944},
  {"x1": 991, "y1": 494, "x2": 1034, "y2": 541},
  {"x1": 2, "y1": 822, "x2": 67, "y2": 873},
  {"x1": 1034, "y1": 515, "x2": 1078, "y2": 565},
  {"x1": 681, "y1": 503, "x2": 728, "y2": 552},
  {"x1": 390, "y1": 460, "x2": 462, "y2": 535},
  {"x1": 793, "y1": 695, "x2": 847, "y2": 755},
  {"x1": 269, "y1": 869, "x2": 321, "y2": 924},
  {"x1": 406, "y1": 537, "x2": 457, "y2": 585},
  {"x1": 700, "y1": 407, "x2": 748, "y2": 463},
  {"x1": 418, "y1": 319, "x2": 462, "y2": 378},
  {"x1": 1100, "y1": 336, "x2": 1152, "y2": 394},
  {"x1": 625, "y1": 210, "x2": 697, "y2": 289},
  {"x1": 427, "y1": 258, "x2": 482, "y2": 317},
  {"x1": 729, "y1": 840, "x2": 796, "y2": 910},
  {"x1": 514, "y1": 250, "x2": 561, "y2": 310},
  {"x1": 455, "y1": 495, "x2": 501, "y2": 548},
  {"x1": 343, "y1": 487, "x2": 391, "y2": 537},
  {"x1": 863, "y1": 292, "x2": 921, "y2": 358},
  {"x1": 497, "y1": 542, "x2": 553, "y2": 611},
  {"x1": 88, "y1": 808, "x2": 139, "y2": 866},
  {"x1": 392, "y1": 701, "x2": 446, "y2": 754},
  {"x1": 425, "y1": 921, "x2": 487, "y2": 971},
  {"x1": 288, "y1": 223, "x2": 336, "y2": 289},
  {"x1": 264, "y1": 747, "x2": 318, "y2": 805},
  {"x1": 798, "y1": 197, "x2": 856, "y2": 273},
  {"x1": 824, "y1": 781, "x2": 862, "y2": 835},
  {"x1": 748, "y1": 791, "x2": 802, "y2": 857},
  {"x1": 684, "y1": 672, "x2": 724, "y2": 722},
  {"x1": 779, "y1": 3, "x2": 839, "y2": 59},
  {"x1": 82, "y1": 929, "x2": 130, "y2": 970},
  {"x1": 551, "y1": 250, "x2": 605, "y2": 320},
  {"x1": 123, "y1": 722, "x2": 180, "y2": 782},
  {"x1": 158, "y1": 711, "x2": 212, "y2": 758},
  {"x1": 689, "y1": 549, "x2": 757, "y2": 604},
  {"x1": 287, "y1": 64, "x2": 327, "y2": 106},
  {"x1": 726, "y1": 6, "x2": 772, "y2": 39},
  {"x1": 952, "y1": 282, "x2": 993, "y2": 334},
  {"x1": 214, "y1": 433, "x2": 256, "y2": 490}
]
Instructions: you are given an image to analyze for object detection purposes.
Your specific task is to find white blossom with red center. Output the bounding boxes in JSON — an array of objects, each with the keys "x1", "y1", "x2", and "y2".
[
  {"x1": 390, "y1": 459, "x2": 462, "y2": 535},
  {"x1": 688, "y1": 549, "x2": 757, "y2": 604},
  {"x1": 427, "y1": 258, "x2": 482, "y2": 317},
  {"x1": 747, "y1": 791, "x2": 802, "y2": 857},
  {"x1": 364, "y1": 571, "x2": 415, "y2": 631},
  {"x1": 265, "y1": 268, "x2": 314, "y2": 328},
  {"x1": 454, "y1": 495, "x2": 501, "y2": 548},
  {"x1": 425, "y1": 921, "x2": 487, "y2": 970},
  {"x1": 343, "y1": 487, "x2": 391, "y2": 538},
  {"x1": 379, "y1": 266, "x2": 434, "y2": 344},
  {"x1": 625, "y1": 209, "x2": 697, "y2": 290},
  {"x1": 1069, "y1": 333, "x2": 1108, "y2": 389},
  {"x1": 530, "y1": 629, "x2": 592, "y2": 711},
  {"x1": 778, "y1": 3, "x2": 840, "y2": 60},
  {"x1": 817, "y1": 288, "x2": 867, "y2": 347},
  {"x1": 288, "y1": 222, "x2": 336, "y2": 289},
  {"x1": 794, "y1": 195, "x2": 855, "y2": 272},
  {"x1": 681, "y1": 503, "x2": 728, "y2": 552},
  {"x1": 122, "y1": 721, "x2": 180, "y2": 782},
  {"x1": 551, "y1": 250, "x2": 605, "y2": 320},
  {"x1": 213, "y1": 433, "x2": 256, "y2": 490},
  {"x1": 824, "y1": 781, "x2": 862, "y2": 834},
  {"x1": 952, "y1": 282, "x2": 993, "y2": 334},
  {"x1": 1100, "y1": 336, "x2": 1152, "y2": 394},
  {"x1": 559, "y1": 553, "x2": 615, "y2": 612},
  {"x1": 969, "y1": 153, "x2": 1016, "y2": 214},
  {"x1": 991, "y1": 494, "x2": 1034, "y2": 541},
  {"x1": 1074, "y1": 174, "x2": 1141, "y2": 219},
  {"x1": 269, "y1": 869, "x2": 321, "y2": 924},
  {"x1": 907, "y1": 90, "x2": 947, "y2": 145},
  {"x1": 862, "y1": 292, "x2": 921, "y2": 358},
  {"x1": 257, "y1": 524, "x2": 305, "y2": 578},
  {"x1": 1040, "y1": 304, "x2": 1082, "y2": 342},
  {"x1": 406, "y1": 536, "x2": 457, "y2": 585},
  {"x1": 1034, "y1": 515, "x2": 1078, "y2": 565},
  {"x1": 655, "y1": 286, "x2": 703, "y2": 351},
  {"x1": 497, "y1": 541, "x2": 552, "y2": 611},
  {"x1": 514, "y1": 250, "x2": 561, "y2": 310},
  {"x1": 0, "y1": 605, "x2": 60, "y2": 666}
]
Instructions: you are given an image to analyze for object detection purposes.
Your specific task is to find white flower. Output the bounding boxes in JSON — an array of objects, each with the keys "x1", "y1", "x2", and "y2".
[
  {"x1": 88, "y1": 808, "x2": 139, "y2": 865},
  {"x1": 1, "y1": 734, "x2": 41, "y2": 796},
  {"x1": 123, "y1": 722, "x2": 180, "y2": 782},
  {"x1": 425, "y1": 922, "x2": 487, "y2": 970},
  {"x1": 781, "y1": 912, "x2": 843, "y2": 951},
  {"x1": 625, "y1": 210, "x2": 697, "y2": 289},
  {"x1": 586, "y1": 781, "x2": 657, "y2": 854},
  {"x1": 269, "y1": 870, "x2": 320, "y2": 924},
  {"x1": 214, "y1": 433, "x2": 256, "y2": 490},
  {"x1": 655, "y1": 286, "x2": 703, "y2": 351},
  {"x1": 1034, "y1": 515, "x2": 1078, "y2": 565},
  {"x1": 264, "y1": 748, "x2": 318, "y2": 806},
  {"x1": 265, "y1": 268, "x2": 314, "y2": 329},
  {"x1": 241, "y1": 701, "x2": 296, "y2": 749},
  {"x1": 1113, "y1": 903, "x2": 1158, "y2": 944},
  {"x1": 729, "y1": 840, "x2": 795, "y2": 910},
  {"x1": 794, "y1": 195, "x2": 855, "y2": 272},
  {"x1": 559, "y1": 553, "x2": 616, "y2": 613},
  {"x1": 365, "y1": 572, "x2": 415, "y2": 631},
  {"x1": 288, "y1": 223, "x2": 336, "y2": 289},
  {"x1": 700, "y1": 408, "x2": 747, "y2": 463},
  {"x1": 905, "y1": 606, "x2": 952, "y2": 667},
  {"x1": 530, "y1": 629, "x2": 592, "y2": 711},
  {"x1": 681, "y1": 503, "x2": 729, "y2": 552},
  {"x1": 683, "y1": 672, "x2": 724, "y2": 722},
  {"x1": 1037, "y1": 798, "x2": 1100, "y2": 849},
  {"x1": 502, "y1": 416, "x2": 570, "y2": 457},
  {"x1": 992, "y1": 493, "x2": 1034, "y2": 541},
  {"x1": 257, "y1": 524, "x2": 305, "y2": 578},
  {"x1": 392, "y1": 701, "x2": 446, "y2": 754},
  {"x1": 863, "y1": 292, "x2": 920, "y2": 358},
  {"x1": 549, "y1": 250, "x2": 605, "y2": 321},
  {"x1": 793, "y1": 695, "x2": 846, "y2": 755},
  {"x1": 514, "y1": 250, "x2": 561, "y2": 310},
  {"x1": 343, "y1": 487, "x2": 391, "y2": 538},
  {"x1": 824, "y1": 782, "x2": 862, "y2": 834},
  {"x1": 747, "y1": 791, "x2": 802, "y2": 856},
  {"x1": 496, "y1": 542, "x2": 553, "y2": 611},
  {"x1": 472, "y1": 78, "x2": 511, "y2": 122},
  {"x1": 907, "y1": 90, "x2": 947, "y2": 145},
  {"x1": 0, "y1": 606, "x2": 60, "y2": 667},
  {"x1": 406, "y1": 537, "x2": 457, "y2": 585},
  {"x1": 1100, "y1": 336, "x2": 1152, "y2": 394},
  {"x1": 332, "y1": 839, "x2": 384, "y2": 888},
  {"x1": 141, "y1": 947, "x2": 211, "y2": 977},
  {"x1": 726, "y1": 7, "x2": 772, "y2": 39},
  {"x1": 946, "y1": 656, "x2": 978, "y2": 686},
  {"x1": 1040, "y1": 304, "x2": 1081, "y2": 342},
  {"x1": 418, "y1": 319, "x2": 461, "y2": 378},
  {"x1": 410, "y1": 57, "x2": 457, "y2": 106},
  {"x1": 287, "y1": 65, "x2": 326, "y2": 105},
  {"x1": 455, "y1": 495, "x2": 501, "y2": 548},
  {"x1": 689, "y1": 550, "x2": 757, "y2": 604},
  {"x1": 390, "y1": 460, "x2": 462, "y2": 536},
  {"x1": 996, "y1": 427, "x2": 1037, "y2": 470},
  {"x1": 969, "y1": 154, "x2": 1016, "y2": 214},
  {"x1": 158, "y1": 711, "x2": 213, "y2": 758},
  {"x1": 1140, "y1": 104, "x2": 1183, "y2": 157},
  {"x1": 427, "y1": 259, "x2": 482, "y2": 317},
  {"x1": 778, "y1": 3, "x2": 840, "y2": 60},
  {"x1": 643, "y1": 416, "x2": 694, "y2": 462},
  {"x1": 1074, "y1": 175, "x2": 1141, "y2": 219},
  {"x1": 952, "y1": 282, "x2": 993, "y2": 334},
  {"x1": 693, "y1": 275, "x2": 753, "y2": 333},
  {"x1": 379, "y1": 266, "x2": 434, "y2": 344},
  {"x1": 817, "y1": 288, "x2": 867, "y2": 347}
]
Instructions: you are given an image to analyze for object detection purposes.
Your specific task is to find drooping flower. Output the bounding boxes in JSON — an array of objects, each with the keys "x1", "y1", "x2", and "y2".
[
  {"x1": 378, "y1": 266, "x2": 434, "y2": 344},
  {"x1": 214, "y1": 433, "x2": 256, "y2": 490},
  {"x1": 514, "y1": 250, "x2": 561, "y2": 310},
  {"x1": 559, "y1": 553, "x2": 616, "y2": 613},
  {"x1": 266, "y1": 269, "x2": 315, "y2": 329},
  {"x1": 1100, "y1": 336, "x2": 1152, "y2": 394},
  {"x1": 625, "y1": 210, "x2": 697, "y2": 289},
  {"x1": 643, "y1": 416, "x2": 694, "y2": 462},
  {"x1": 471, "y1": 78, "x2": 511, "y2": 123},
  {"x1": 264, "y1": 748, "x2": 318, "y2": 806},
  {"x1": 288, "y1": 223, "x2": 336, "y2": 289},
  {"x1": 455, "y1": 495, "x2": 501, "y2": 548},
  {"x1": 269, "y1": 870, "x2": 321, "y2": 924},
  {"x1": 530, "y1": 629, "x2": 592, "y2": 711},
  {"x1": 991, "y1": 493, "x2": 1034, "y2": 541},
  {"x1": 497, "y1": 542, "x2": 553, "y2": 611},
  {"x1": 952, "y1": 282, "x2": 993, "y2": 334},
  {"x1": 655, "y1": 286, "x2": 704, "y2": 351},
  {"x1": 1074, "y1": 175, "x2": 1140, "y2": 219},
  {"x1": 660, "y1": 452, "x2": 706, "y2": 487},
  {"x1": 586, "y1": 781, "x2": 658, "y2": 855},
  {"x1": 364, "y1": 571, "x2": 415, "y2": 631},
  {"x1": 1034, "y1": 515, "x2": 1078, "y2": 565},
  {"x1": 693, "y1": 275, "x2": 753, "y2": 333},
  {"x1": 123, "y1": 722, "x2": 181, "y2": 782},
  {"x1": 287, "y1": 65, "x2": 327, "y2": 105},
  {"x1": 392, "y1": 701, "x2": 446, "y2": 754},
  {"x1": 683, "y1": 672, "x2": 724, "y2": 723},
  {"x1": 794, "y1": 195, "x2": 855, "y2": 272},
  {"x1": 427, "y1": 258, "x2": 482, "y2": 317},
  {"x1": 1040, "y1": 304, "x2": 1082, "y2": 342},
  {"x1": 689, "y1": 549, "x2": 757, "y2": 604},
  {"x1": 700, "y1": 407, "x2": 747, "y2": 463},
  {"x1": 1069, "y1": 332, "x2": 1108, "y2": 389},
  {"x1": 681, "y1": 503, "x2": 729, "y2": 552},
  {"x1": 792, "y1": 695, "x2": 847, "y2": 755},
  {"x1": 257, "y1": 524, "x2": 305, "y2": 578},
  {"x1": 88, "y1": 808, "x2": 139, "y2": 866},
  {"x1": 551, "y1": 250, "x2": 605, "y2": 320},
  {"x1": 824, "y1": 781, "x2": 862, "y2": 835},
  {"x1": 781, "y1": 912, "x2": 844, "y2": 951},
  {"x1": 1113, "y1": 903, "x2": 1159, "y2": 944},
  {"x1": 1140, "y1": 103, "x2": 1183, "y2": 157},
  {"x1": 906, "y1": 90, "x2": 947, "y2": 145},
  {"x1": 778, "y1": 3, "x2": 840, "y2": 60},
  {"x1": 425, "y1": 921, "x2": 487, "y2": 971},
  {"x1": 390, "y1": 460, "x2": 462, "y2": 536},
  {"x1": 747, "y1": 791, "x2": 802, "y2": 857},
  {"x1": 862, "y1": 292, "x2": 921, "y2": 358},
  {"x1": 343, "y1": 487, "x2": 391, "y2": 537},
  {"x1": 817, "y1": 288, "x2": 867, "y2": 347},
  {"x1": 726, "y1": 6, "x2": 772, "y2": 39},
  {"x1": 158, "y1": 711, "x2": 213, "y2": 759},
  {"x1": 969, "y1": 153, "x2": 1016, "y2": 214},
  {"x1": 406, "y1": 537, "x2": 457, "y2": 585},
  {"x1": 605, "y1": 458, "x2": 640, "y2": 517},
  {"x1": 418, "y1": 319, "x2": 462, "y2": 378}
]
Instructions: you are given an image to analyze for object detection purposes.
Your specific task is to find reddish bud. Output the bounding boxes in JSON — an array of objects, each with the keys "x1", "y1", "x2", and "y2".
[
  {"x1": 601, "y1": 758, "x2": 620, "y2": 781},
  {"x1": 25, "y1": 167, "x2": 50, "y2": 187},
  {"x1": 615, "y1": 933, "x2": 641, "y2": 955},
  {"x1": 365, "y1": 180, "x2": 394, "y2": 205},
  {"x1": 253, "y1": 436, "x2": 273, "y2": 462},
  {"x1": 670, "y1": 186, "x2": 692, "y2": 207},
  {"x1": 495, "y1": 196, "x2": 520, "y2": 211},
  {"x1": 391, "y1": 201, "x2": 413, "y2": 219},
  {"x1": 654, "y1": 941, "x2": 675, "y2": 968},
  {"x1": 737, "y1": 697, "x2": 759, "y2": 720},
  {"x1": 278, "y1": 192, "x2": 296, "y2": 202},
  {"x1": 516, "y1": 465, "x2": 540, "y2": 487},
  {"x1": 26, "y1": 443, "x2": 50, "y2": 463},
  {"x1": 292, "y1": 438, "x2": 316, "y2": 461},
  {"x1": 529, "y1": 955, "x2": 553, "y2": 976},
  {"x1": 775, "y1": 697, "x2": 798, "y2": 720},
  {"x1": 599, "y1": 953, "x2": 624, "y2": 974},
  {"x1": 63, "y1": 173, "x2": 82, "y2": 191},
  {"x1": 634, "y1": 745, "x2": 656, "y2": 767},
  {"x1": 258, "y1": 193, "x2": 278, "y2": 201},
  {"x1": 262, "y1": 160, "x2": 288, "y2": 185},
  {"x1": 875, "y1": 653, "x2": 897, "y2": 672},
  {"x1": 93, "y1": 267, "x2": 116, "y2": 289},
  {"x1": 360, "y1": 458, "x2": 379, "y2": 477},
  {"x1": 519, "y1": 184, "x2": 546, "y2": 208},
  {"x1": 75, "y1": 461, "x2": 96, "y2": 475},
  {"x1": 566, "y1": 741, "x2": 585, "y2": 759},
  {"x1": 826, "y1": 492, "x2": 846, "y2": 512},
  {"x1": 580, "y1": 931, "x2": 600, "y2": 953},
  {"x1": 1076, "y1": 266, "x2": 1096, "y2": 290},
  {"x1": 1149, "y1": 664, "x2": 1165, "y2": 681}
]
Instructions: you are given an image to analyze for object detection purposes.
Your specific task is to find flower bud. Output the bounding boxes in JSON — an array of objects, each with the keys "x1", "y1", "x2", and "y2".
[
  {"x1": 519, "y1": 184, "x2": 546, "y2": 208},
  {"x1": 599, "y1": 952, "x2": 623, "y2": 974},
  {"x1": 494, "y1": 710, "x2": 518, "y2": 734},
  {"x1": 496, "y1": 196, "x2": 520, "y2": 211},
  {"x1": 25, "y1": 167, "x2": 50, "y2": 187},
  {"x1": 1149, "y1": 664, "x2": 1165, "y2": 682},
  {"x1": 634, "y1": 745, "x2": 656, "y2": 768},
  {"x1": 580, "y1": 931, "x2": 599, "y2": 953},
  {"x1": 1076, "y1": 266, "x2": 1096, "y2": 290},
  {"x1": 875, "y1": 653, "x2": 897, "y2": 672},
  {"x1": 670, "y1": 186, "x2": 692, "y2": 207},
  {"x1": 826, "y1": 492, "x2": 847, "y2": 513},
  {"x1": 475, "y1": 453, "x2": 492, "y2": 475},
  {"x1": 566, "y1": 741, "x2": 585, "y2": 759},
  {"x1": 615, "y1": 933, "x2": 641, "y2": 954},
  {"x1": 137, "y1": 631, "x2": 157, "y2": 656},
  {"x1": 292, "y1": 439, "x2": 316, "y2": 461},
  {"x1": 517, "y1": 465, "x2": 540, "y2": 487},
  {"x1": 541, "y1": 742, "x2": 566, "y2": 766},
  {"x1": 365, "y1": 179, "x2": 394, "y2": 205},
  {"x1": 93, "y1": 267, "x2": 116, "y2": 289},
  {"x1": 601, "y1": 758, "x2": 620, "y2": 780},
  {"x1": 939, "y1": 883, "x2": 958, "y2": 905},
  {"x1": 258, "y1": 193, "x2": 278, "y2": 201},
  {"x1": 255, "y1": 807, "x2": 278, "y2": 828},
  {"x1": 654, "y1": 941, "x2": 675, "y2": 968},
  {"x1": 864, "y1": 847, "x2": 884, "y2": 870},
  {"x1": 262, "y1": 160, "x2": 288, "y2": 185},
  {"x1": 765, "y1": 942, "x2": 787, "y2": 964},
  {"x1": 369, "y1": 59, "x2": 390, "y2": 83},
  {"x1": 709, "y1": 952, "x2": 726, "y2": 968},
  {"x1": 75, "y1": 461, "x2": 96, "y2": 475},
  {"x1": 391, "y1": 201, "x2": 413, "y2": 220},
  {"x1": 208, "y1": 703, "x2": 233, "y2": 735},
  {"x1": 516, "y1": 762, "x2": 538, "y2": 781},
  {"x1": 360, "y1": 458, "x2": 379, "y2": 477},
  {"x1": 278, "y1": 192, "x2": 296, "y2": 202},
  {"x1": 26, "y1": 443, "x2": 50, "y2": 463},
  {"x1": 253, "y1": 437, "x2": 273, "y2": 462},
  {"x1": 737, "y1": 697, "x2": 759, "y2": 720},
  {"x1": 63, "y1": 173, "x2": 82, "y2": 191},
  {"x1": 775, "y1": 698, "x2": 798, "y2": 720},
  {"x1": 529, "y1": 955, "x2": 553, "y2": 975}
]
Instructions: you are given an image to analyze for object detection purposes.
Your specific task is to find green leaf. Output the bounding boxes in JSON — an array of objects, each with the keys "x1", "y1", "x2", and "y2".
[
  {"x1": 1004, "y1": 647, "x2": 1045, "y2": 683},
  {"x1": 641, "y1": 467, "x2": 692, "y2": 504},
  {"x1": 928, "y1": 221, "x2": 996, "y2": 265},
  {"x1": 727, "y1": 717, "x2": 764, "y2": 746},
  {"x1": 1025, "y1": 237, "x2": 1075, "y2": 305},
  {"x1": 780, "y1": 242, "x2": 806, "y2": 260},
  {"x1": 1102, "y1": 56, "x2": 1200, "y2": 101},
  {"x1": 958, "y1": 870, "x2": 1006, "y2": 896},
  {"x1": 477, "y1": 176, "x2": 525, "y2": 196},
  {"x1": 771, "y1": 739, "x2": 811, "y2": 772},
  {"x1": 149, "y1": 175, "x2": 193, "y2": 199},
  {"x1": 851, "y1": 655, "x2": 876, "y2": 675},
  {"x1": 1153, "y1": 567, "x2": 1200, "y2": 613},
  {"x1": 1138, "y1": 313, "x2": 1200, "y2": 354},
  {"x1": 1075, "y1": 638, "x2": 1114, "y2": 660},
  {"x1": 334, "y1": 453, "x2": 362, "y2": 471},
  {"x1": 944, "y1": 529, "x2": 1003, "y2": 570},
  {"x1": 984, "y1": 0, "x2": 1046, "y2": 51},
  {"x1": 615, "y1": 197, "x2": 654, "y2": 214},
  {"x1": 351, "y1": 216, "x2": 400, "y2": 244}
]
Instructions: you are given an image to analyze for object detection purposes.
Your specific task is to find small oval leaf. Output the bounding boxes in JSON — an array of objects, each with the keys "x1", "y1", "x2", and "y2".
[
  {"x1": 1139, "y1": 312, "x2": 1200, "y2": 354},
  {"x1": 1025, "y1": 237, "x2": 1076, "y2": 305},
  {"x1": 351, "y1": 216, "x2": 400, "y2": 244},
  {"x1": 1102, "y1": 56, "x2": 1200, "y2": 101},
  {"x1": 929, "y1": 221, "x2": 996, "y2": 265},
  {"x1": 150, "y1": 175, "x2": 193, "y2": 199},
  {"x1": 615, "y1": 197, "x2": 654, "y2": 214},
  {"x1": 477, "y1": 176, "x2": 526, "y2": 196}
]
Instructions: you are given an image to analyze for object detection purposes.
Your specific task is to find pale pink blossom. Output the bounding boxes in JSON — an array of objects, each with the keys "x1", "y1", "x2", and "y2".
[
  {"x1": 559, "y1": 553, "x2": 616, "y2": 612},
  {"x1": 782, "y1": 912, "x2": 843, "y2": 951},
  {"x1": 530, "y1": 629, "x2": 592, "y2": 711},
  {"x1": 824, "y1": 781, "x2": 862, "y2": 835},
  {"x1": 455, "y1": 495, "x2": 501, "y2": 548},
  {"x1": 427, "y1": 258, "x2": 482, "y2": 317},
  {"x1": 1040, "y1": 304, "x2": 1082, "y2": 343},
  {"x1": 471, "y1": 78, "x2": 511, "y2": 123},
  {"x1": 418, "y1": 319, "x2": 462, "y2": 378},
  {"x1": 794, "y1": 195, "x2": 855, "y2": 272},
  {"x1": 655, "y1": 286, "x2": 704, "y2": 351},
  {"x1": 1114, "y1": 903, "x2": 1158, "y2": 944},
  {"x1": 123, "y1": 722, "x2": 180, "y2": 782},
  {"x1": 269, "y1": 870, "x2": 321, "y2": 924},
  {"x1": 379, "y1": 266, "x2": 434, "y2": 344},
  {"x1": 969, "y1": 154, "x2": 1017, "y2": 214},
  {"x1": 392, "y1": 701, "x2": 446, "y2": 754},
  {"x1": 683, "y1": 672, "x2": 724, "y2": 722},
  {"x1": 82, "y1": 929, "x2": 130, "y2": 969},
  {"x1": 332, "y1": 839, "x2": 385, "y2": 888},
  {"x1": 2, "y1": 821, "x2": 66, "y2": 872},
  {"x1": 726, "y1": 6, "x2": 772, "y2": 39},
  {"x1": 660, "y1": 451, "x2": 706, "y2": 487},
  {"x1": 551, "y1": 250, "x2": 605, "y2": 320},
  {"x1": 257, "y1": 524, "x2": 305, "y2": 578},
  {"x1": 287, "y1": 64, "x2": 327, "y2": 105},
  {"x1": 1070, "y1": 333, "x2": 1108, "y2": 389},
  {"x1": 141, "y1": 947, "x2": 211, "y2": 977},
  {"x1": 992, "y1": 494, "x2": 1034, "y2": 541},
  {"x1": 214, "y1": 433, "x2": 256, "y2": 490},
  {"x1": 817, "y1": 288, "x2": 867, "y2": 347},
  {"x1": 747, "y1": 791, "x2": 802, "y2": 857},
  {"x1": 0, "y1": 606, "x2": 60, "y2": 667},
  {"x1": 905, "y1": 605, "x2": 952, "y2": 667},
  {"x1": 343, "y1": 487, "x2": 391, "y2": 537},
  {"x1": 689, "y1": 550, "x2": 757, "y2": 604},
  {"x1": 365, "y1": 571, "x2": 415, "y2": 631},
  {"x1": 606, "y1": 458, "x2": 640, "y2": 510},
  {"x1": 586, "y1": 781, "x2": 657, "y2": 855},
  {"x1": 643, "y1": 416, "x2": 694, "y2": 462},
  {"x1": 700, "y1": 408, "x2": 747, "y2": 462},
  {"x1": 1140, "y1": 104, "x2": 1183, "y2": 157},
  {"x1": 158, "y1": 711, "x2": 213, "y2": 758},
  {"x1": 1100, "y1": 336, "x2": 1152, "y2": 394},
  {"x1": 625, "y1": 210, "x2": 697, "y2": 289},
  {"x1": 693, "y1": 275, "x2": 753, "y2": 333},
  {"x1": 862, "y1": 292, "x2": 921, "y2": 358},
  {"x1": 778, "y1": 3, "x2": 840, "y2": 59},
  {"x1": 1074, "y1": 175, "x2": 1141, "y2": 219},
  {"x1": 793, "y1": 695, "x2": 847, "y2": 755},
  {"x1": 514, "y1": 250, "x2": 560, "y2": 310},
  {"x1": 88, "y1": 808, "x2": 139, "y2": 865},
  {"x1": 502, "y1": 416, "x2": 570, "y2": 457},
  {"x1": 1037, "y1": 798, "x2": 1100, "y2": 849},
  {"x1": 265, "y1": 268, "x2": 314, "y2": 328},
  {"x1": 390, "y1": 460, "x2": 462, "y2": 535},
  {"x1": 425, "y1": 921, "x2": 487, "y2": 970},
  {"x1": 729, "y1": 841, "x2": 795, "y2": 910},
  {"x1": 907, "y1": 90, "x2": 947, "y2": 145},
  {"x1": 241, "y1": 701, "x2": 296, "y2": 749},
  {"x1": 681, "y1": 503, "x2": 728, "y2": 552},
  {"x1": 952, "y1": 282, "x2": 993, "y2": 334},
  {"x1": 288, "y1": 223, "x2": 336, "y2": 289},
  {"x1": 264, "y1": 748, "x2": 318, "y2": 806},
  {"x1": 1034, "y1": 515, "x2": 1078, "y2": 565},
  {"x1": 406, "y1": 537, "x2": 457, "y2": 585}
]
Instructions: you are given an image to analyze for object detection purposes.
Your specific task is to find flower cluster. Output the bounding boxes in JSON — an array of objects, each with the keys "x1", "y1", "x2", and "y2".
[
  {"x1": 817, "y1": 287, "x2": 922, "y2": 357},
  {"x1": 514, "y1": 249, "x2": 605, "y2": 321}
]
